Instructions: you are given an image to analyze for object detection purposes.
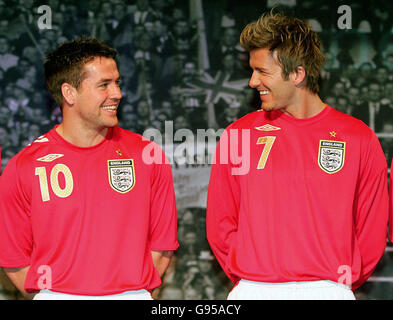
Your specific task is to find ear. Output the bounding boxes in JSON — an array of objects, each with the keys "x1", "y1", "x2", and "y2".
[
  {"x1": 290, "y1": 66, "x2": 306, "y2": 88},
  {"x1": 61, "y1": 83, "x2": 77, "y2": 106}
]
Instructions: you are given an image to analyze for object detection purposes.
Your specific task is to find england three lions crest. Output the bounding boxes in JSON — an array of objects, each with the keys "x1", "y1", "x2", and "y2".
[
  {"x1": 108, "y1": 159, "x2": 135, "y2": 193},
  {"x1": 318, "y1": 140, "x2": 346, "y2": 174}
]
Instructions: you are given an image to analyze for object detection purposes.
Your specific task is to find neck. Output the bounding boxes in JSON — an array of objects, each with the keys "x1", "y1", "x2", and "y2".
[
  {"x1": 56, "y1": 122, "x2": 109, "y2": 147},
  {"x1": 282, "y1": 90, "x2": 326, "y2": 119}
]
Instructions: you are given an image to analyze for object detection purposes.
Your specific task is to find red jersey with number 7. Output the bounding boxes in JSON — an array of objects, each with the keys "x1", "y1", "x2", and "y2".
[{"x1": 207, "y1": 105, "x2": 388, "y2": 290}]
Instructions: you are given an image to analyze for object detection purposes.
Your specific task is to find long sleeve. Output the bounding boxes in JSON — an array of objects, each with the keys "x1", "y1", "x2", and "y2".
[
  {"x1": 388, "y1": 159, "x2": 393, "y2": 243},
  {"x1": 352, "y1": 131, "x2": 389, "y2": 289},
  {"x1": 206, "y1": 134, "x2": 241, "y2": 284}
]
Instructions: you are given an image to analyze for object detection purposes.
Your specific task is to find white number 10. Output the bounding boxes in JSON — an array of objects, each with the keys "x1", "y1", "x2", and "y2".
[{"x1": 35, "y1": 164, "x2": 74, "y2": 202}]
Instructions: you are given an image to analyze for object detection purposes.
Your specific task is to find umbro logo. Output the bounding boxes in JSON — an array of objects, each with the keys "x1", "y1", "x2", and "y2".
[
  {"x1": 255, "y1": 124, "x2": 281, "y2": 131},
  {"x1": 33, "y1": 136, "x2": 49, "y2": 143},
  {"x1": 36, "y1": 154, "x2": 64, "y2": 162}
]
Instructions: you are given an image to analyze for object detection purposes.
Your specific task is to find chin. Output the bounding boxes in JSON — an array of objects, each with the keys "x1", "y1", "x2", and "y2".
[
  {"x1": 260, "y1": 103, "x2": 275, "y2": 112},
  {"x1": 105, "y1": 118, "x2": 119, "y2": 128}
]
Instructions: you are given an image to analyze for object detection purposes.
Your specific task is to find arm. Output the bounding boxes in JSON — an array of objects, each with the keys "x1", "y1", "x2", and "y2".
[
  {"x1": 206, "y1": 132, "x2": 240, "y2": 284},
  {"x1": 0, "y1": 157, "x2": 34, "y2": 297},
  {"x1": 151, "y1": 250, "x2": 174, "y2": 278},
  {"x1": 148, "y1": 145, "x2": 179, "y2": 278},
  {"x1": 3, "y1": 266, "x2": 35, "y2": 300},
  {"x1": 352, "y1": 131, "x2": 389, "y2": 289}
]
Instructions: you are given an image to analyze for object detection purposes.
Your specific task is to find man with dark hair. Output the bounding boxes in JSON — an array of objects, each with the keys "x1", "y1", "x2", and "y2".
[
  {"x1": 44, "y1": 37, "x2": 117, "y2": 109},
  {"x1": 207, "y1": 11, "x2": 388, "y2": 299},
  {"x1": 0, "y1": 38, "x2": 178, "y2": 299}
]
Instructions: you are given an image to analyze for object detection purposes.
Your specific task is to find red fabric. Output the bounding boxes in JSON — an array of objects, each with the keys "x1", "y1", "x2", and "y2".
[
  {"x1": 0, "y1": 126, "x2": 178, "y2": 295},
  {"x1": 207, "y1": 105, "x2": 388, "y2": 290}
]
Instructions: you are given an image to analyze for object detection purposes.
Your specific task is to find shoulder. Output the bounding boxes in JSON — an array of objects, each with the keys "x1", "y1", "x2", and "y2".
[
  {"x1": 327, "y1": 107, "x2": 383, "y2": 159},
  {"x1": 114, "y1": 126, "x2": 155, "y2": 148},
  {"x1": 10, "y1": 132, "x2": 54, "y2": 168},
  {"x1": 328, "y1": 106, "x2": 375, "y2": 137},
  {"x1": 225, "y1": 109, "x2": 263, "y2": 130},
  {"x1": 1, "y1": 131, "x2": 56, "y2": 185},
  {"x1": 114, "y1": 126, "x2": 167, "y2": 161}
]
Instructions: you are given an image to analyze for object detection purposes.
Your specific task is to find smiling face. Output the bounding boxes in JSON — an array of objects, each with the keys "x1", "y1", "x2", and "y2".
[
  {"x1": 248, "y1": 48, "x2": 297, "y2": 112},
  {"x1": 69, "y1": 57, "x2": 122, "y2": 132}
]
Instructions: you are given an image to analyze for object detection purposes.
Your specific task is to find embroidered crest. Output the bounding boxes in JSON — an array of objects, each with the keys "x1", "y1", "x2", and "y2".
[
  {"x1": 318, "y1": 140, "x2": 346, "y2": 174},
  {"x1": 107, "y1": 159, "x2": 135, "y2": 193}
]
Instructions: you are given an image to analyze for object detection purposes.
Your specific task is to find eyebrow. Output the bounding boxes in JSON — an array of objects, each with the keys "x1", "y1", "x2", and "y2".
[
  {"x1": 249, "y1": 59, "x2": 269, "y2": 72},
  {"x1": 251, "y1": 66, "x2": 269, "y2": 74},
  {"x1": 96, "y1": 76, "x2": 121, "y2": 84}
]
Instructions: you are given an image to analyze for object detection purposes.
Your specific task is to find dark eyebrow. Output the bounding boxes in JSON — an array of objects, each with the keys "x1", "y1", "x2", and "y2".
[{"x1": 97, "y1": 76, "x2": 121, "y2": 84}]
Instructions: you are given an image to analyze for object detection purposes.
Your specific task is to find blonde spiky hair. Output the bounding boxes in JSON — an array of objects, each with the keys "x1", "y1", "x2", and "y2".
[{"x1": 240, "y1": 11, "x2": 325, "y2": 93}]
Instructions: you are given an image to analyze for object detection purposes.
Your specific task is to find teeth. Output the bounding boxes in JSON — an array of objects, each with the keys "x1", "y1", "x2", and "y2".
[
  {"x1": 102, "y1": 105, "x2": 117, "y2": 110},
  {"x1": 260, "y1": 90, "x2": 269, "y2": 95}
]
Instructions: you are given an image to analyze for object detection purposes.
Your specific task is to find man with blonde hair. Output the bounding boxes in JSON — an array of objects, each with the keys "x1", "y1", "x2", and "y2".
[{"x1": 207, "y1": 12, "x2": 388, "y2": 300}]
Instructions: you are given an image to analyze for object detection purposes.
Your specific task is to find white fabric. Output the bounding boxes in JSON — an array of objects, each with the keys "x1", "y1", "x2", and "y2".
[
  {"x1": 227, "y1": 279, "x2": 355, "y2": 300},
  {"x1": 33, "y1": 289, "x2": 153, "y2": 300}
]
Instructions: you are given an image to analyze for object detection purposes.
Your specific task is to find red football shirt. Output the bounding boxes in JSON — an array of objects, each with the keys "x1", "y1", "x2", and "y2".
[
  {"x1": 207, "y1": 105, "x2": 388, "y2": 290},
  {"x1": 0, "y1": 126, "x2": 178, "y2": 295}
]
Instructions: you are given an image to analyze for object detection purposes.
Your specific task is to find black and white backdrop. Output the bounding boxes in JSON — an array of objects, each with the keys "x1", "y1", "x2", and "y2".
[{"x1": 0, "y1": 0, "x2": 393, "y2": 300}]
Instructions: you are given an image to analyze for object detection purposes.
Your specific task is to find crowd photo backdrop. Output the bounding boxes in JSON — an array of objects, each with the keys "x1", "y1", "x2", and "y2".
[{"x1": 1, "y1": 0, "x2": 393, "y2": 300}]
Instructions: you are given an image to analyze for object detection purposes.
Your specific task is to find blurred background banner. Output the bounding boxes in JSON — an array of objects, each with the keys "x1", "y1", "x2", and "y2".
[{"x1": 0, "y1": 0, "x2": 393, "y2": 300}]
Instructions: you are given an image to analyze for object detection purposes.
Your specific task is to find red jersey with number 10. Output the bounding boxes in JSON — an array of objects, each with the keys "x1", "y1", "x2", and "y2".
[
  {"x1": 207, "y1": 105, "x2": 388, "y2": 290},
  {"x1": 0, "y1": 126, "x2": 178, "y2": 295}
]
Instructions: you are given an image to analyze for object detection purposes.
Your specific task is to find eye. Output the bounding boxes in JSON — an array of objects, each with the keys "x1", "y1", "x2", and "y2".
[{"x1": 99, "y1": 82, "x2": 109, "y2": 88}]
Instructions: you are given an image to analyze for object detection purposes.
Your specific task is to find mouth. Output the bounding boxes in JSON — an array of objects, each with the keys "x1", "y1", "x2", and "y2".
[
  {"x1": 101, "y1": 105, "x2": 118, "y2": 113},
  {"x1": 259, "y1": 90, "x2": 270, "y2": 96}
]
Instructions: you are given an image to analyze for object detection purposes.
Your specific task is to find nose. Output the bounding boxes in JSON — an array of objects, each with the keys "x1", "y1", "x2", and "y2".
[
  {"x1": 110, "y1": 83, "x2": 122, "y2": 101},
  {"x1": 249, "y1": 71, "x2": 260, "y2": 88}
]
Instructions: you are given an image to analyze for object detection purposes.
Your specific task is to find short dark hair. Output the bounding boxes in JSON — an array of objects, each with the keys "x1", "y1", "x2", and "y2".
[{"x1": 44, "y1": 37, "x2": 117, "y2": 107}]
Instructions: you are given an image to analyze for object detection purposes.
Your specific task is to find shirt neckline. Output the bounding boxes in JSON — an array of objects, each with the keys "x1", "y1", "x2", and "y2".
[
  {"x1": 48, "y1": 125, "x2": 114, "y2": 151},
  {"x1": 274, "y1": 104, "x2": 331, "y2": 126}
]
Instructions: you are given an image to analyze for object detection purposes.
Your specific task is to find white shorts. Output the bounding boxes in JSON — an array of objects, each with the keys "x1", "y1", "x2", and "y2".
[
  {"x1": 33, "y1": 289, "x2": 153, "y2": 300},
  {"x1": 227, "y1": 279, "x2": 355, "y2": 300}
]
